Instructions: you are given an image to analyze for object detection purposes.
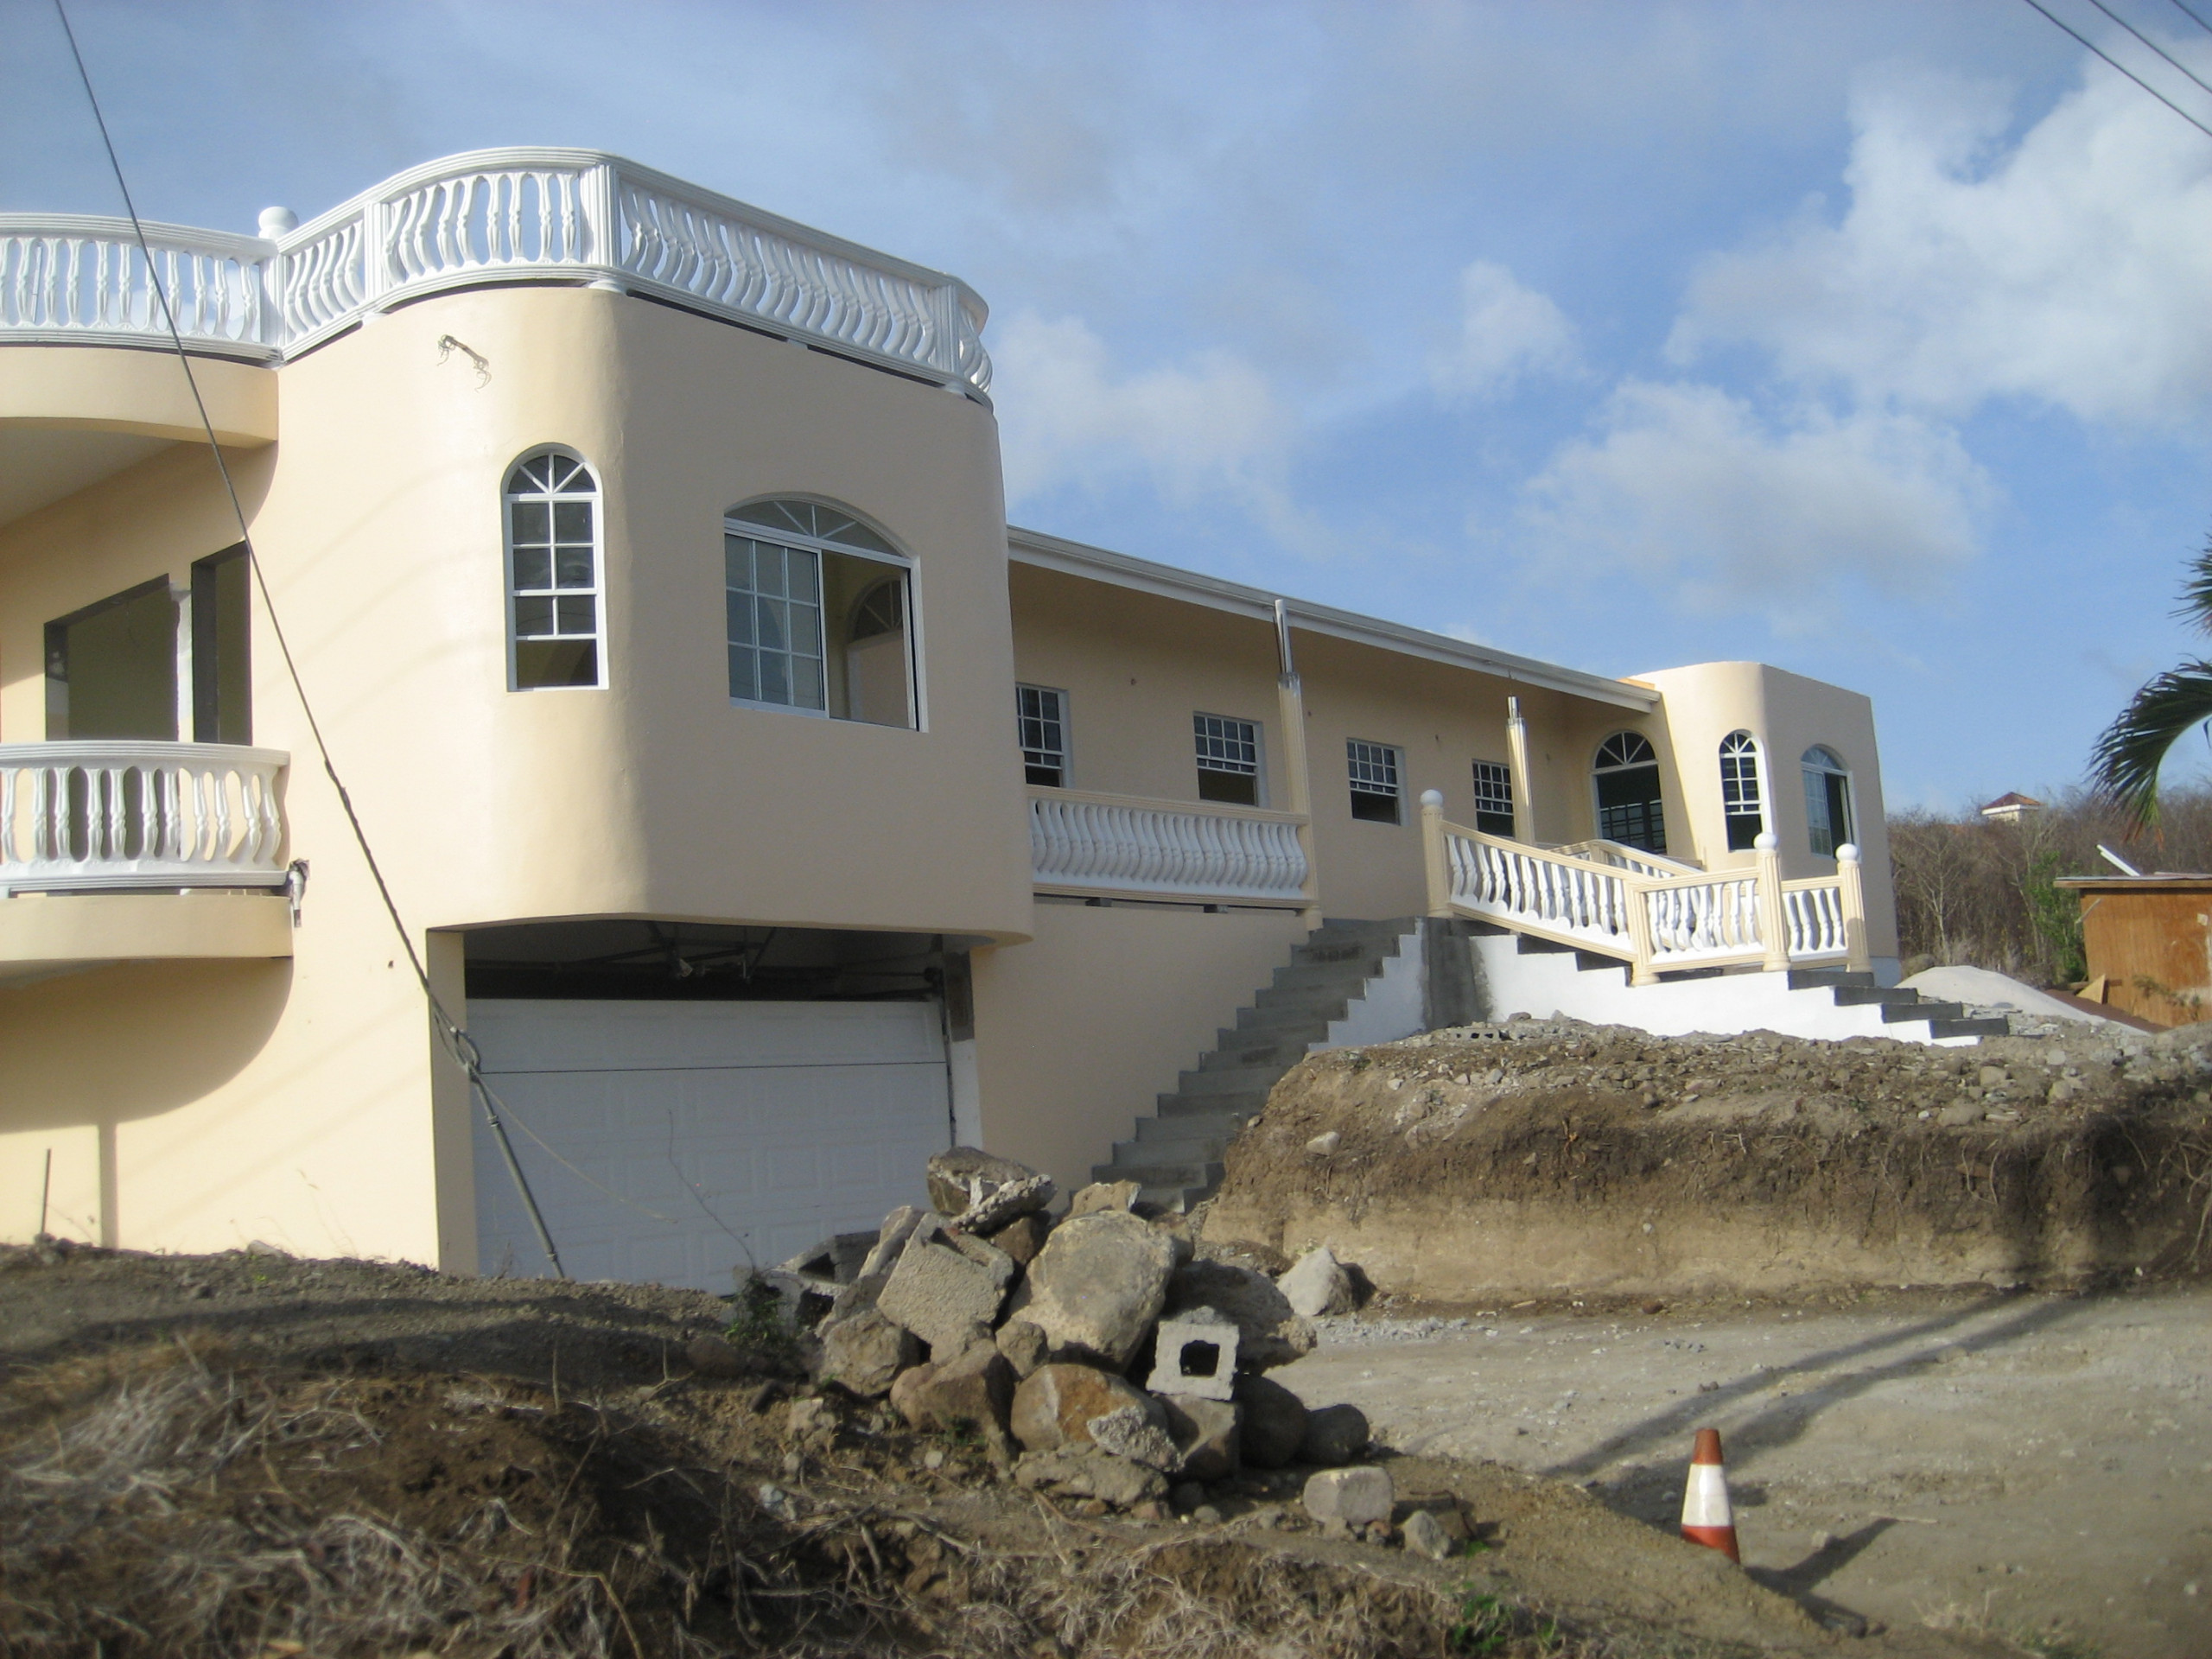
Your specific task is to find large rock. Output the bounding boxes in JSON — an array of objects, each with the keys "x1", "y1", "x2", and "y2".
[
  {"x1": 1278, "y1": 1245, "x2": 1356, "y2": 1318},
  {"x1": 1013, "y1": 1445, "x2": 1167, "y2": 1509},
  {"x1": 1087, "y1": 1404, "x2": 1181, "y2": 1471},
  {"x1": 860, "y1": 1206, "x2": 932, "y2": 1281},
  {"x1": 1162, "y1": 1259, "x2": 1315, "y2": 1371},
  {"x1": 989, "y1": 1212, "x2": 1052, "y2": 1268},
  {"x1": 1144, "y1": 1314, "x2": 1239, "y2": 1400},
  {"x1": 1303, "y1": 1465, "x2": 1393, "y2": 1528},
  {"x1": 816, "y1": 1306, "x2": 918, "y2": 1397},
  {"x1": 1009, "y1": 1210, "x2": 1177, "y2": 1368},
  {"x1": 950, "y1": 1172, "x2": 1056, "y2": 1237},
  {"x1": 1402, "y1": 1509, "x2": 1452, "y2": 1560},
  {"x1": 1010, "y1": 1363, "x2": 1164, "y2": 1453},
  {"x1": 888, "y1": 1343, "x2": 1014, "y2": 1457},
  {"x1": 925, "y1": 1147, "x2": 1044, "y2": 1217},
  {"x1": 1159, "y1": 1395, "x2": 1241, "y2": 1483},
  {"x1": 995, "y1": 1319, "x2": 1049, "y2": 1379},
  {"x1": 1067, "y1": 1180, "x2": 1140, "y2": 1217},
  {"x1": 1233, "y1": 1374, "x2": 1308, "y2": 1469},
  {"x1": 877, "y1": 1220, "x2": 1014, "y2": 1358},
  {"x1": 779, "y1": 1231, "x2": 879, "y2": 1285},
  {"x1": 1300, "y1": 1402, "x2": 1370, "y2": 1466}
]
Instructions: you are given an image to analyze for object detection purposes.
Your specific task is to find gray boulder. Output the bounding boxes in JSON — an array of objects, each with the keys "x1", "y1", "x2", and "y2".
[
  {"x1": 859, "y1": 1206, "x2": 933, "y2": 1281},
  {"x1": 816, "y1": 1306, "x2": 918, "y2": 1397},
  {"x1": 1234, "y1": 1374, "x2": 1308, "y2": 1469},
  {"x1": 925, "y1": 1147, "x2": 1044, "y2": 1217},
  {"x1": 1278, "y1": 1245, "x2": 1355, "y2": 1318},
  {"x1": 1008, "y1": 1209, "x2": 1177, "y2": 1368},
  {"x1": 1300, "y1": 1402, "x2": 1370, "y2": 1466},
  {"x1": 1159, "y1": 1395, "x2": 1241, "y2": 1483},
  {"x1": 1303, "y1": 1465, "x2": 1393, "y2": 1528},
  {"x1": 1087, "y1": 1404, "x2": 1182, "y2": 1472},
  {"x1": 1402, "y1": 1509, "x2": 1452, "y2": 1560},
  {"x1": 877, "y1": 1219, "x2": 1014, "y2": 1358},
  {"x1": 1010, "y1": 1362, "x2": 1164, "y2": 1453},
  {"x1": 1013, "y1": 1444, "x2": 1166, "y2": 1509}
]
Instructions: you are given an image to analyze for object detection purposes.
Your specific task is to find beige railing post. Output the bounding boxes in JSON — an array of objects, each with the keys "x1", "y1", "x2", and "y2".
[
  {"x1": 1421, "y1": 790, "x2": 1452, "y2": 918},
  {"x1": 1837, "y1": 843, "x2": 1872, "y2": 975},
  {"x1": 1755, "y1": 831, "x2": 1791, "y2": 972},
  {"x1": 1505, "y1": 695, "x2": 1535, "y2": 843},
  {"x1": 1623, "y1": 877, "x2": 1659, "y2": 985},
  {"x1": 1274, "y1": 599, "x2": 1322, "y2": 925}
]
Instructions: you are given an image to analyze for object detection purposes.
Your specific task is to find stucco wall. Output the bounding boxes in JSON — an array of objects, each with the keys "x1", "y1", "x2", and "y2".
[{"x1": 968, "y1": 899, "x2": 1308, "y2": 1190}]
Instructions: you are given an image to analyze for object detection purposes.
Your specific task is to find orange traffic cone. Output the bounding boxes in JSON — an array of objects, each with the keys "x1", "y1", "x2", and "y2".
[{"x1": 1680, "y1": 1428, "x2": 1740, "y2": 1562}]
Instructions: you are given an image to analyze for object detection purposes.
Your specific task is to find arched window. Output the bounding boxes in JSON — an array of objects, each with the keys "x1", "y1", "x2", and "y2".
[
  {"x1": 1719, "y1": 731, "x2": 1764, "y2": 852},
  {"x1": 505, "y1": 450, "x2": 603, "y2": 690},
  {"x1": 724, "y1": 499, "x2": 915, "y2": 728},
  {"x1": 1593, "y1": 731, "x2": 1667, "y2": 854},
  {"x1": 1802, "y1": 746, "x2": 1855, "y2": 857}
]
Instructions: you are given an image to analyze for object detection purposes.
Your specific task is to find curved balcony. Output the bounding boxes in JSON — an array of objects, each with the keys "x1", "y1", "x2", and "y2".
[
  {"x1": 2, "y1": 149, "x2": 992, "y2": 397},
  {"x1": 0, "y1": 741, "x2": 288, "y2": 894}
]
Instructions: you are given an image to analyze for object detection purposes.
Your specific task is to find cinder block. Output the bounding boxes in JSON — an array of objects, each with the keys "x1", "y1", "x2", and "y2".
[{"x1": 1145, "y1": 1315, "x2": 1240, "y2": 1400}]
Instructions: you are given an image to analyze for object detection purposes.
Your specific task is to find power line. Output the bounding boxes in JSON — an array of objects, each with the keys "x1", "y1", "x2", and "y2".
[
  {"x1": 2016, "y1": 0, "x2": 2212, "y2": 143},
  {"x1": 49, "y1": 0, "x2": 569, "y2": 1279},
  {"x1": 2084, "y1": 0, "x2": 2212, "y2": 100},
  {"x1": 2168, "y1": 0, "x2": 2212, "y2": 41}
]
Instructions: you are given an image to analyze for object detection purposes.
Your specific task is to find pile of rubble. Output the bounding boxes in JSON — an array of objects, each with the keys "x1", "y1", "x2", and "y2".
[{"x1": 694, "y1": 1149, "x2": 1446, "y2": 1552}]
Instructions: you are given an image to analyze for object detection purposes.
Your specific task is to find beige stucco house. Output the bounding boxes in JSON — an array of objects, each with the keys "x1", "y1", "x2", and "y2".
[{"x1": 1, "y1": 150, "x2": 1942, "y2": 1288}]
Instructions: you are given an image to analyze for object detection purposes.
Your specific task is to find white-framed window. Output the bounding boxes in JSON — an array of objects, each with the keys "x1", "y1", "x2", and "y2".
[
  {"x1": 1593, "y1": 730, "x2": 1666, "y2": 854},
  {"x1": 1194, "y1": 713, "x2": 1262, "y2": 806},
  {"x1": 505, "y1": 448, "x2": 604, "y2": 690},
  {"x1": 1347, "y1": 739, "x2": 1402, "y2": 824},
  {"x1": 1471, "y1": 760, "x2": 1514, "y2": 837},
  {"x1": 1719, "y1": 731, "x2": 1764, "y2": 852},
  {"x1": 725, "y1": 499, "x2": 916, "y2": 728},
  {"x1": 1019, "y1": 684, "x2": 1069, "y2": 786},
  {"x1": 1802, "y1": 745, "x2": 1855, "y2": 858}
]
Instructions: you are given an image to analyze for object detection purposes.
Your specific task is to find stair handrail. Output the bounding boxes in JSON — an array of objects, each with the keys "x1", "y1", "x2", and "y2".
[
  {"x1": 1419, "y1": 792, "x2": 1870, "y2": 984},
  {"x1": 1548, "y1": 836, "x2": 1703, "y2": 878}
]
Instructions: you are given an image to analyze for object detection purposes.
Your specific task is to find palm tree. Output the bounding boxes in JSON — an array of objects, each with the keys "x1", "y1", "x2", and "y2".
[{"x1": 2092, "y1": 537, "x2": 2212, "y2": 827}]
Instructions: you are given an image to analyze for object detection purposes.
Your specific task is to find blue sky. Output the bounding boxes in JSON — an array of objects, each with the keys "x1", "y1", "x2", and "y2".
[{"x1": 8, "y1": 0, "x2": 2211, "y2": 812}]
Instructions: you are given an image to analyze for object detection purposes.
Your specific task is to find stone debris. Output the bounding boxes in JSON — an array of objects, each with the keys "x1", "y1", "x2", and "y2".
[
  {"x1": 1303, "y1": 1465, "x2": 1393, "y2": 1529},
  {"x1": 1145, "y1": 1314, "x2": 1240, "y2": 1400},
  {"x1": 1278, "y1": 1245, "x2": 1356, "y2": 1319},
  {"x1": 1007, "y1": 1210, "x2": 1176, "y2": 1368},
  {"x1": 1305, "y1": 1130, "x2": 1342, "y2": 1157},
  {"x1": 772, "y1": 1145, "x2": 1389, "y2": 1516},
  {"x1": 1402, "y1": 1508, "x2": 1452, "y2": 1560}
]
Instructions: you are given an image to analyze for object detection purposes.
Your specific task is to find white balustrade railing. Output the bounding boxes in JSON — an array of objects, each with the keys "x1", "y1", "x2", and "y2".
[
  {"x1": 1030, "y1": 788, "x2": 1309, "y2": 903},
  {"x1": 0, "y1": 742, "x2": 288, "y2": 894},
  {"x1": 1550, "y1": 836, "x2": 1702, "y2": 880},
  {"x1": 1444, "y1": 835, "x2": 1635, "y2": 956},
  {"x1": 1421, "y1": 798, "x2": 1869, "y2": 982},
  {"x1": 1, "y1": 149, "x2": 992, "y2": 397}
]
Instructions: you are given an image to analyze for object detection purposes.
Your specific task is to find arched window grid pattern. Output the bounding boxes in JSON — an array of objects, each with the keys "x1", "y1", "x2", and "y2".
[
  {"x1": 504, "y1": 448, "x2": 604, "y2": 690},
  {"x1": 1719, "y1": 730, "x2": 1765, "y2": 853},
  {"x1": 1592, "y1": 730, "x2": 1667, "y2": 855},
  {"x1": 723, "y1": 498, "x2": 920, "y2": 729},
  {"x1": 1802, "y1": 745, "x2": 1855, "y2": 859}
]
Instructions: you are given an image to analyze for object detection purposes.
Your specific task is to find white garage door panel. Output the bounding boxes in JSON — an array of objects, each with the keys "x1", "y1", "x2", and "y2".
[{"x1": 468, "y1": 999, "x2": 948, "y2": 1291}]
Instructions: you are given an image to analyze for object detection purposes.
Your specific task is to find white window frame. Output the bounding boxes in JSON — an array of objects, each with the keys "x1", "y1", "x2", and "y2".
[
  {"x1": 722, "y1": 499, "x2": 922, "y2": 728},
  {"x1": 1471, "y1": 759, "x2": 1514, "y2": 837},
  {"x1": 1719, "y1": 730, "x2": 1766, "y2": 851},
  {"x1": 1192, "y1": 712, "x2": 1265, "y2": 805},
  {"x1": 503, "y1": 447, "x2": 606, "y2": 692},
  {"x1": 1802, "y1": 745, "x2": 1856, "y2": 859},
  {"x1": 1019, "y1": 683, "x2": 1070, "y2": 787},
  {"x1": 1347, "y1": 738, "x2": 1404, "y2": 824}
]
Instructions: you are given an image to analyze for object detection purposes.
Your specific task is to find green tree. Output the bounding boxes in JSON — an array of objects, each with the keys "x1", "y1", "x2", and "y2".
[{"x1": 2092, "y1": 537, "x2": 2212, "y2": 825}]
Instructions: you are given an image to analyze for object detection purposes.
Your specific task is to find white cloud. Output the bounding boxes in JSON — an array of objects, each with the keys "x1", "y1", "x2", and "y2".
[
  {"x1": 992, "y1": 310, "x2": 1297, "y2": 514},
  {"x1": 1430, "y1": 259, "x2": 1580, "y2": 399},
  {"x1": 1523, "y1": 381, "x2": 1992, "y2": 626},
  {"x1": 1670, "y1": 58, "x2": 2212, "y2": 426}
]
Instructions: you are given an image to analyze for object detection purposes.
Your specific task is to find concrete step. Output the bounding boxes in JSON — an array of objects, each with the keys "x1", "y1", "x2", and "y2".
[
  {"x1": 1134, "y1": 1110, "x2": 1247, "y2": 1144},
  {"x1": 1177, "y1": 1065, "x2": 1281, "y2": 1097},
  {"x1": 1833, "y1": 985, "x2": 1921, "y2": 1007},
  {"x1": 1093, "y1": 1157, "x2": 1225, "y2": 1190},
  {"x1": 1202, "y1": 1033, "x2": 1314, "y2": 1070},
  {"x1": 1250, "y1": 983, "x2": 1357, "y2": 1018},
  {"x1": 1789, "y1": 967, "x2": 1877, "y2": 990},
  {"x1": 1111, "y1": 1134, "x2": 1227, "y2": 1166},
  {"x1": 1231, "y1": 1001, "x2": 1338, "y2": 1034},
  {"x1": 1157, "y1": 1089, "x2": 1269, "y2": 1118},
  {"x1": 1884, "y1": 1000, "x2": 1964, "y2": 1025},
  {"x1": 1929, "y1": 1014, "x2": 2010, "y2": 1039},
  {"x1": 1270, "y1": 957, "x2": 1387, "y2": 991},
  {"x1": 1317, "y1": 917, "x2": 1419, "y2": 942},
  {"x1": 1292, "y1": 932, "x2": 1407, "y2": 966}
]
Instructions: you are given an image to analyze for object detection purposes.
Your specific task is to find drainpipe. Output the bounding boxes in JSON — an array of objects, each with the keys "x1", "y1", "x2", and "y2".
[
  {"x1": 1274, "y1": 599, "x2": 1322, "y2": 926},
  {"x1": 1505, "y1": 696, "x2": 1535, "y2": 844}
]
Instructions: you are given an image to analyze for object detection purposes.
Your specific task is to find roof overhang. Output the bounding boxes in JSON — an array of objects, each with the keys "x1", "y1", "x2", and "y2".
[{"x1": 1007, "y1": 527, "x2": 1656, "y2": 712}]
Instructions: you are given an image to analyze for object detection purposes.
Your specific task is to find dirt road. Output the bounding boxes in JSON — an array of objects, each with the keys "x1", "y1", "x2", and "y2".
[{"x1": 1281, "y1": 1283, "x2": 2211, "y2": 1657}]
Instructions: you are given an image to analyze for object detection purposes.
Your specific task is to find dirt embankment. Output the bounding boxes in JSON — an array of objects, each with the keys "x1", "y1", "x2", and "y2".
[
  {"x1": 1206, "y1": 1019, "x2": 2212, "y2": 1304},
  {"x1": 0, "y1": 1243, "x2": 2007, "y2": 1659}
]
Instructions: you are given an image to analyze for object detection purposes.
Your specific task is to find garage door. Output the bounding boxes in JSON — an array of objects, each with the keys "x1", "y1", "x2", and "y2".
[{"x1": 467, "y1": 998, "x2": 949, "y2": 1292}]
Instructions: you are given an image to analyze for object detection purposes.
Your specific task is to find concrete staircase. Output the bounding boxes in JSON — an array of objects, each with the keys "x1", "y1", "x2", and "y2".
[
  {"x1": 1784, "y1": 964, "x2": 2010, "y2": 1041},
  {"x1": 1090, "y1": 918, "x2": 1419, "y2": 1211}
]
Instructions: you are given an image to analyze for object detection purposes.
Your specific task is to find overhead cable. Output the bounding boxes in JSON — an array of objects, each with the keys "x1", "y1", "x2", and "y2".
[
  {"x1": 2015, "y1": 0, "x2": 2212, "y2": 142},
  {"x1": 2083, "y1": 0, "x2": 2212, "y2": 100}
]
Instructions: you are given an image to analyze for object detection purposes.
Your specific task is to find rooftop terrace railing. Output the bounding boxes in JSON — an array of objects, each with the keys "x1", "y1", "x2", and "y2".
[{"x1": 0, "y1": 149, "x2": 992, "y2": 397}]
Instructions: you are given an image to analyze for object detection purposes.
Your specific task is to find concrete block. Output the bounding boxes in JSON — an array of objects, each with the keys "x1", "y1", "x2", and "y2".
[
  {"x1": 877, "y1": 1220, "x2": 1014, "y2": 1358},
  {"x1": 1145, "y1": 1314, "x2": 1240, "y2": 1399}
]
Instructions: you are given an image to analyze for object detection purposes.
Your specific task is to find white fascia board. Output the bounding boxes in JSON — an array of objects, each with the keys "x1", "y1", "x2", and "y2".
[{"x1": 1007, "y1": 527, "x2": 1656, "y2": 713}]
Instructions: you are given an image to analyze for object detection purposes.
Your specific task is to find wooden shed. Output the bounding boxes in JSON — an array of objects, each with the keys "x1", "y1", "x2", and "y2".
[{"x1": 2054, "y1": 874, "x2": 2212, "y2": 1028}]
